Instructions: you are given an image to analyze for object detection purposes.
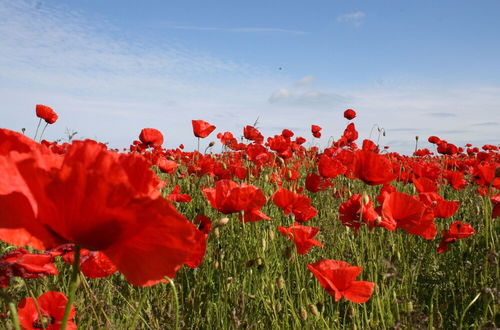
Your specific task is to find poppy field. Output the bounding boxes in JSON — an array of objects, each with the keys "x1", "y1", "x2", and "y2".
[{"x1": 0, "y1": 105, "x2": 498, "y2": 329}]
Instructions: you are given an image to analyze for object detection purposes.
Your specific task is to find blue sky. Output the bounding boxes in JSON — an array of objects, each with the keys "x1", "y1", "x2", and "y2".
[{"x1": 1, "y1": 0, "x2": 499, "y2": 153}]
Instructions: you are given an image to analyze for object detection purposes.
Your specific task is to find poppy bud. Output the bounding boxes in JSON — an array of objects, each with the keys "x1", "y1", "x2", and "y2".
[
  {"x1": 300, "y1": 307, "x2": 308, "y2": 320},
  {"x1": 347, "y1": 306, "x2": 356, "y2": 318},
  {"x1": 277, "y1": 276, "x2": 285, "y2": 289},
  {"x1": 216, "y1": 217, "x2": 230, "y2": 227},
  {"x1": 362, "y1": 192, "x2": 370, "y2": 205},
  {"x1": 275, "y1": 302, "x2": 282, "y2": 312},
  {"x1": 268, "y1": 229, "x2": 275, "y2": 241},
  {"x1": 208, "y1": 141, "x2": 215, "y2": 147},
  {"x1": 309, "y1": 304, "x2": 320, "y2": 316}
]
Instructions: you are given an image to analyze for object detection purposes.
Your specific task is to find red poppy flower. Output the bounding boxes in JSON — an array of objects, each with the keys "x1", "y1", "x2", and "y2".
[
  {"x1": 194, "y1": 215, "x2": 212, "y2": 235},
  {"x1": 156, "y1": 157, "x2": 178, "y2": 174},
  {"x1": 428, "y1": 136, "x2": 441, "y2": 144},
  {"x1": 343, "y1": 109, "x2": 356, "y2": 120},
  {"x1": 0, "y1": 130, "x2": 205, "y2": 286},
  {"x1": 35, "y1": 105, "x2": 58, "y2": 124},
  {"x1": 339, "y1": 194, "x2": 379, "y2": 232},
  {"x1": 282, "y1": 129, "x2": 294, "y2": 138},
  {"x1": 336, "y1": 123, "x2": 359, "y2": 146},
  {"x1": 381, "y1": 191, "x2": 437, "y2": 239},
  {"x1": 305, "y1": 173, "x2": 330, "y2": 192},
  {"x1": 295, "y1": 136, "x2": 306, "y2": 145},
  {"x1": 318, "y1": 155, "x2": 346, "y2": 179},
  {"x1": 18, "y1": 291, "x2": 76, "y2": 330},
  {"x1": 418, "y1": 192, "x2": 459, "y2": 219},
  {"x1": 353, "y1": 149, "x2": 397, "y2": 186},
  {"x1": 272, "y1": 188, "x2": 317, "y2": 222},
  {"x1": 376, "y1": 184, "x2": 396, "y2": 205},
  {"x1": 192, "y1": 120, "x2": 216, "y2": 138},
  {"x1": 0, "y1": 248, "x2": 58, "y2": 288},
  {"x1": 473, "y1": 162, "x2": 500, "y2": 189},
  {"x1": 444, "y1": 170, "x2": 467, "y2": 190},
  {"x1": 412, "y1": 176, "x2": 438, "y2": 194},
  {"x1": 307, "y1": 259, "x2": 374, "y2": 303},
  {"x1": 243, "y1": 126, "x2": 264, "y2": 143},
  {"x1": 311, "y1": 125, "x2": 322, "y2": 138},
  {"x1": 59, "y1": 247, "x2": 118, "y2": 279},
  {"x1": 437, "y1": 221, "x2": 475, "y2": 253},
  {"x1": 277, "y1": 223, "x2": 324, "y2": 255},
  {"x1": 139, "y1": 128, "x2": 164, "y2": 148},
  {"x1": 203, "y1": 179, "x2": 270, "y2": 222},
  {"x1": 168, "y1": 185, "x2": 192, "y2": 203}
]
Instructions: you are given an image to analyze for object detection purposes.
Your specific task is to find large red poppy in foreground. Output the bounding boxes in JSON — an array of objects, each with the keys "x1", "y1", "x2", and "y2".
[{"x1": 0, "y1": 129, "x2": 206, "y2": 286}]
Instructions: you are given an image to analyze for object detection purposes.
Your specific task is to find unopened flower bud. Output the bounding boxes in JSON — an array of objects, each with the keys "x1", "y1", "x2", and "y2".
[
  {"x1": 299, "y1": 307, "x2": 308, "y2": 320},
  {"x1": 309, "y1": 304, "x2": 320, "y2": 316},
  {"x1": 362, "y1": 192, "x2": 370, "y2": 205},
  {"x1": 216, "y1": 217, "x2": 230, "y2": 227},
  {"x1": 268, "y1": 229, "x2": 275, "y2": 241},
  {"x1": 277, "y1": 276, "x2": 285, "y2": 290}
]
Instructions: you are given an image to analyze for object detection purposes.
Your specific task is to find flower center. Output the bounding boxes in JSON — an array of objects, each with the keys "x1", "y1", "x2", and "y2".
[{"x1": 33, "y1": 314, "x2": 55, "y2": 329}]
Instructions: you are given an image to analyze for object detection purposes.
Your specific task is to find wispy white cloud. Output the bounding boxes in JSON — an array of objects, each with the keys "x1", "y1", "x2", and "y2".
[
  {"x1": 165, "y1": 25, "x2": 307, "y2": 35},
  {"x1": 268, "y1": 76, "x2": 349, "y2": 107},
  {"x1": 294, "y1": 75, "x2": 316, "y2": 87},
  {"x1": 337, "y1": 11, "x2": 366, "y2": 27}
]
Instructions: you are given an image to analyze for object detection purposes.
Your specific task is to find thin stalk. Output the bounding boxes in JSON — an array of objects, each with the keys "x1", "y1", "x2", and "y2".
[
  {"x1": 61, "y1": 246, "x2": 81, "y2": 330},
  {"x1": 129, "y1": 288, "x2": 148, "y2": 329},
  {"x1": 8, "y1": 301, "x2": 21, "y2": 330},
  {"x1": 34, "y1": 118, "x2": 42, "y2": 140},
  {"x1": 166, "y1": 277, "x2": 180, "y2": 330},
  {"x1": 23, "y1": 279, "x2": 45, "y2": 328},
  {"x1": 39, "y1": 122, "x2": 49, "y2": 142}
]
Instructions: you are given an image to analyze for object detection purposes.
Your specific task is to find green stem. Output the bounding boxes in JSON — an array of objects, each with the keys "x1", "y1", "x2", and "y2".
[
  {"x1": 34, "y1": 118, "x2": 42, "y2": 140},
  {"x1": 39, "y1": 122, "x2": 49, "y2": 142},
  {"x1": 23, "y1": 279, "x2": 44, "y2": 328},
  {"x1": 8, "y1": 301, "x2": 21, "y2": 330},
  {"x1": 166, "y1": 277, "x2": 179, "y2": 330},
  {"x1": 129, "y1": 288, "x2": 147, "y2": 329},
  {"x1": 61, "y1": 246, "x2": 81, "y2": 330}
]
